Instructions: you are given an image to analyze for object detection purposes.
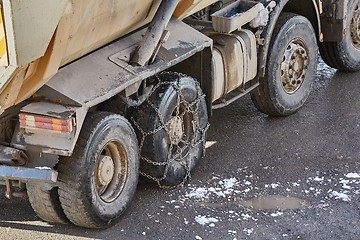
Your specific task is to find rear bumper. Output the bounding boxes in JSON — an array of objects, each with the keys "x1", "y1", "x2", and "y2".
[{"x1": 0, "y1": 165, "x2": 57, "y2": 183}]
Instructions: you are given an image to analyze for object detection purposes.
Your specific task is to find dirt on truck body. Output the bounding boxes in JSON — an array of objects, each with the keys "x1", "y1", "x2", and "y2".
[{"x1": 0, "y1": 0, "x2": 357, "y2": 229}]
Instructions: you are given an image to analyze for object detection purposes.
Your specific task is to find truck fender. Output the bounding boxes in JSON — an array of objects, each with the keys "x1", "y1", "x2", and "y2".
[{"x1": 258, "y1": 0, "x2": 321, "y2": 77}]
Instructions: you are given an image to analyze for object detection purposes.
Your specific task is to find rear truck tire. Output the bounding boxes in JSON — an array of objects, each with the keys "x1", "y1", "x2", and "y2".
[
  {"x1": 251, "y1": 13, "x2": 317, "y2": 117},
  {"x1": 57, "y1": 112, "x2": 139, "y2": 229},
  {"x1": 131, "y1": 72, "x2": 209, "y2": 188},
  {"x1": 27, "y1": 184, "x2": 69, "y2": 224},
  {"x1": 319, "y1": 0, "x2": 360, "y2": 72}
]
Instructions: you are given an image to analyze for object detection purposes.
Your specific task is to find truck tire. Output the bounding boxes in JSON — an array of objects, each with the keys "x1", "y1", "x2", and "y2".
[
  {"x1": 319, "y1": 0, "x2": 360, "y2": 72},
  {"x1": 251, "y1": 13, "x2": 317, "y2": 116},
  {"x1": 58, "y1": 112, "x2": 139, "y2": 228},
  {"x1": 27, "y1": 184, "x2": 68, "y2": 224},
  {"x1": 131, "y1": 72, "x2": 209, "y2": 188}
]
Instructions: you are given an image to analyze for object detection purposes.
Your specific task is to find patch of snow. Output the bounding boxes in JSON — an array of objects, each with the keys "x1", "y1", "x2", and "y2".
[
  {"x1": 313, "y1": 176, "x2": 324, "y2": 182},
  {"x1": 195, "y1": 215, "x2": 219, "y2": 226},
  {"x1": 340, "y1": 179, "x2": 350, "y2": 184},
  {"x1": 244, "y1": 181, "x2": 252, "y2": 185},
  {"x1": 249, "y1": 1, "x2": 276, "y2": 28},
  {"x1": 185, "y1": 177, "x2": 241, "y2": 199},
  {"x1": 317, "y1": 203, "x2": 330, "y2": 208},
  {"x1": 330, "y1": 191, "x2": 350, "y2": 201},
  {"x1": 185, "y1": 188, "x2": 208, "y2": 199},
  {"x1": 243, "y1": 228, "x2": 254, "y2": 236},
  {"x1": 222, "y1": 178, "x2": 238, "y2": 189},
  {"x1": 208, "y1": 187, "x2": 216, "y2": 192},
  {"x1": 270, "y1": 212, "x2": 284, "y2": 217},
  {"x1": 184, "y1": 218, "x2": 189, "y2": 225},
  {"x1": 345, "y1": 173, "x2": 360, "y2": 179}
]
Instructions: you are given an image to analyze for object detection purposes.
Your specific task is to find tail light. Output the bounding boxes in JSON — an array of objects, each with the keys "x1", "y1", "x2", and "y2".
[{"x1": 19, "y1": 113, "x2": 76, "y2": 134}]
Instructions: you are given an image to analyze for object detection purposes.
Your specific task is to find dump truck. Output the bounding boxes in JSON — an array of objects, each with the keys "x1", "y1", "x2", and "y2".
[{"x1": 0, "y1": 0, "x2": 357, "y2": 229}]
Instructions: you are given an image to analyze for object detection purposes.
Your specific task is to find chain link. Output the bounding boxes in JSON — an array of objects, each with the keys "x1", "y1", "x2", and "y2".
[{"x1": 131, "y1": 72, "x2": 209, "y2": 189}]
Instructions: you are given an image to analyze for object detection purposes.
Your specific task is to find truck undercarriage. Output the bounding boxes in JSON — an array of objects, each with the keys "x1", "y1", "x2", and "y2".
[{"x1": 0, "y1": 0, "x2": 356, "y2": 229}]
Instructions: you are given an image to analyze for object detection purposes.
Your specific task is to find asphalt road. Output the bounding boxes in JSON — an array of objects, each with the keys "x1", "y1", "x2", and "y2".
[{"x1": 1, "y1": 58, "x2": 360, "y2": 240}]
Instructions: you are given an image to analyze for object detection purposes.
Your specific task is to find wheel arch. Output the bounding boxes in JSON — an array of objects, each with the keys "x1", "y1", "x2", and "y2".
[{"x1": 258, "y1": 0, "x2": 321, "y2": 77}]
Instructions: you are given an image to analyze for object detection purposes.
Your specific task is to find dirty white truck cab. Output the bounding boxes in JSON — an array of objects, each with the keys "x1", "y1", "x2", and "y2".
[{"x1": 0, "y1": 0, "x2": 357, "y2": 228}]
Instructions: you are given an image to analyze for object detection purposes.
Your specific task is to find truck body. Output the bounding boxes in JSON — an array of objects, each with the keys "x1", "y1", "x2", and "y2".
[
  {"x1": 0, "y1": 0, "x2": 356, "y2": 228},
  {"x1": 0, "y1": 0, "x2": 220, "y2": 113}
]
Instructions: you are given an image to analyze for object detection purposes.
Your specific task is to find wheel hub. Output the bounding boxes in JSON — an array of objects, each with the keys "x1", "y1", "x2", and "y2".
[
  {"x1": 97, "y1": 155, "x2": 115, "y2": 186},
  {"x1": 168, "y1": 116, "x2": 184, "y2": 145},
  {"x1": 351, "y1": 4, "x2": 360, "y2": 49},
  {"x1": 280, "y1": 40, "x2": 309, "y2": 94}
]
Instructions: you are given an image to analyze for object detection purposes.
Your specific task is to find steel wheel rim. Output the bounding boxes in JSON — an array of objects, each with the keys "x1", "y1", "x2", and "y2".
[
  {"x1": 280, "y1": 38, "x2": 309, "y2": 94},
  {"x1": 351, "y1": 3, "x2": 360, "y2": 50},
  {"x1": 95, "y1": 140, "x2": 128, "y2": 203},
  {"x1": 167, "y1": 101, "x2": 194, "y2": 162}
]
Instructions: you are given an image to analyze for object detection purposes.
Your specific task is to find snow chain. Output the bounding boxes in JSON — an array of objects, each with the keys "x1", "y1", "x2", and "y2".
[{"x1": 131, "y1": 72, "x2": 209, "y2": 189}]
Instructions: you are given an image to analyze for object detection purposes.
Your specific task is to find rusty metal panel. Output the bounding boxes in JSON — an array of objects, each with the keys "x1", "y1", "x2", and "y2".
[
  {"x1": 0, "y1": 145, "x2": 27, "y2": 166},
  {"x1": 21, "y1": 102, "x2": 78, "y2": 119},
  {"x1": 46, "y1": 18, "x2": 212, "y2": 109}
]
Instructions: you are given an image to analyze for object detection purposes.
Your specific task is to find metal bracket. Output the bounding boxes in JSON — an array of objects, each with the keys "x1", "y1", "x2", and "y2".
[
  {"x1": 0, "y1": 145, "x2": 27, "y2": 166},
  {"x1": 0, "y1": 165, "x2": 58, "y2": 183},
  {"x1": 212, "y1": 80, "x2": 259, "y2": 109}
]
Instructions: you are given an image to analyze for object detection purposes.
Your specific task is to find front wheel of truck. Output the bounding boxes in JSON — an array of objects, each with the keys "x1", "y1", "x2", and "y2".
[
  {"x1": 319, "y1": 0, "x2": 360, "y2": 72},
  {"x1": 251, "y1": 13, "x2": 317, "y2": 117},
  {"x1": 58, "y1": 112, "x2": 139, "y2": 228}
]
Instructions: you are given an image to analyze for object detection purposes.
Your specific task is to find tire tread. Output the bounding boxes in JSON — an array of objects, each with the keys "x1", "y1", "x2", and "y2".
[
  {"x1": 58, "y1": 112, "x2": 138, "y2": 228},
  {"x1": 27, "y1": 185, "x2": 69, "y2": 224},
  {"x1": 251, "y1": 13, "x2": 317, "y2": 116}
]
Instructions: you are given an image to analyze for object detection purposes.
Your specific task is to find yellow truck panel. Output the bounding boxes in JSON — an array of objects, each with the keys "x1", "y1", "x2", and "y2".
[
  {"x1": 0, "y1": 0, "x2": 219, "y2": 113},
  {"x1": 0, "y1": 6, "x2": 8, "y2": 67},
  {"x1": 2, "y1": 0, "x2": 68, "y2": 67}
]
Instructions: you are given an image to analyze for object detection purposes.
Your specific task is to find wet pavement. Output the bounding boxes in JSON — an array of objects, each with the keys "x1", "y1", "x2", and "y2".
[{"x1": 1, "y1": 58, "x2": 360, "y2": 239}]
